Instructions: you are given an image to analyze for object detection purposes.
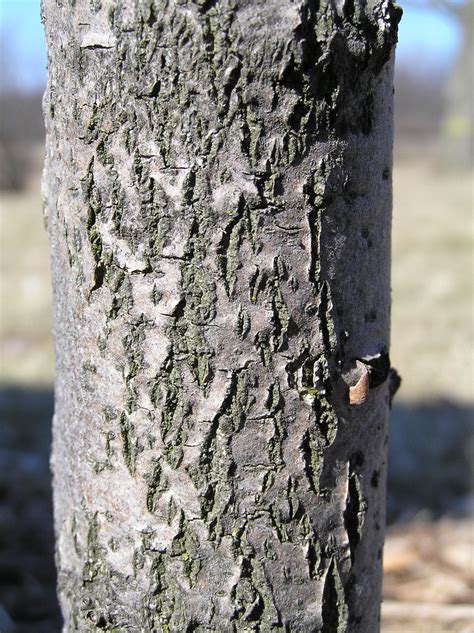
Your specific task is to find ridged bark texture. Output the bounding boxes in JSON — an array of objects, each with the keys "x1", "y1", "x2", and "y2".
[{"x1": 42, "y1": 1, "x2": 400, "y2": 631}]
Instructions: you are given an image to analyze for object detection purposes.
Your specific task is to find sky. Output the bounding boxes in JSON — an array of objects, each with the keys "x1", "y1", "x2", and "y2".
[{"x1": 0, "y1": 0, "x2": 463, "y2": 92}]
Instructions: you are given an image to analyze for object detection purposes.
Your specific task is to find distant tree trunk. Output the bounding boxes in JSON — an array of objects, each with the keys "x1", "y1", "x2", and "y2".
[
  {"x1": 441, "y1": 3, "x2": 473, "y2": 166},
  {"x1": 43, "y1": 1, "x2": 400, "y2": 630}
]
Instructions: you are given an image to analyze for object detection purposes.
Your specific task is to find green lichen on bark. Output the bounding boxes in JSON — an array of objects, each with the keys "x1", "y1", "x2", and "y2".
[{"x1": 44, "y1": 0, "x2": 400, "y2": 630}]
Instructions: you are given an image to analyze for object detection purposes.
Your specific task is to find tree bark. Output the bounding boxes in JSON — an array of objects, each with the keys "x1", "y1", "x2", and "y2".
[{"x1": 42, "y1": 1, "x2": 401, "y2": 630}]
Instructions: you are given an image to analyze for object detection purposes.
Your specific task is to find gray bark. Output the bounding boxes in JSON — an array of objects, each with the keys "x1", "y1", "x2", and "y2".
[{"x1": 42, "y1": 1, "x2": 401, "y2": 631}]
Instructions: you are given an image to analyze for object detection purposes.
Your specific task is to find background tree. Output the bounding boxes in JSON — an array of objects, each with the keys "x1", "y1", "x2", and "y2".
[
  {"x1": 437, "y1": 0, "x2": 472, "y2": 164},
  {"x1": 408, "y1": 0, "x2": 472, "y2": 164},
  {"x1": 42, "y1": 0, "x2": 400, "y2": 630},
  {"x1": 0, "y1": 33, "x2": 44, "y2": 191}
]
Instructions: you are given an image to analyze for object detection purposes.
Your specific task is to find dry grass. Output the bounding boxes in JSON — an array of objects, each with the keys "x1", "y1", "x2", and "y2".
[
  {"x1": 391, "y1": 159, "x2": 473, "y2": 403},
  {"x1": 0, "y1": 184, "x2": 53, "y2": 386},
  {"x1": 382, "y1": 519, "x2": 474, "y2": 633}
]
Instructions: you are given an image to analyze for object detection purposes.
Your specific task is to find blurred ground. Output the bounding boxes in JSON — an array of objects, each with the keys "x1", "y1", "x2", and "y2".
[
  {"x1": 383, "y1": 154, "x2": 474, "y2": 632},
  {"x1": 0, "y1": 178, "x2": 53, "y2": 386},
  {"x1": 383, "y1": 519, "x2": 473, "y2": 632},
  {"x1": 0, "y1": 151, "x2": 472, "y2": 631}
]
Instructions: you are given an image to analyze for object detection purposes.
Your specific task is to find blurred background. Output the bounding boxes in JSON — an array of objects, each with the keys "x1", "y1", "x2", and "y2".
[{"x1": 0, "y1": 1, "x2": 472, "y2": 631}]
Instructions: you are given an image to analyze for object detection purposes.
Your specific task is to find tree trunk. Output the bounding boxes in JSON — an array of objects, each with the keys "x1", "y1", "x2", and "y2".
[{"x1": 42, "y1": 1, "x2": 401, "y2": 630}]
